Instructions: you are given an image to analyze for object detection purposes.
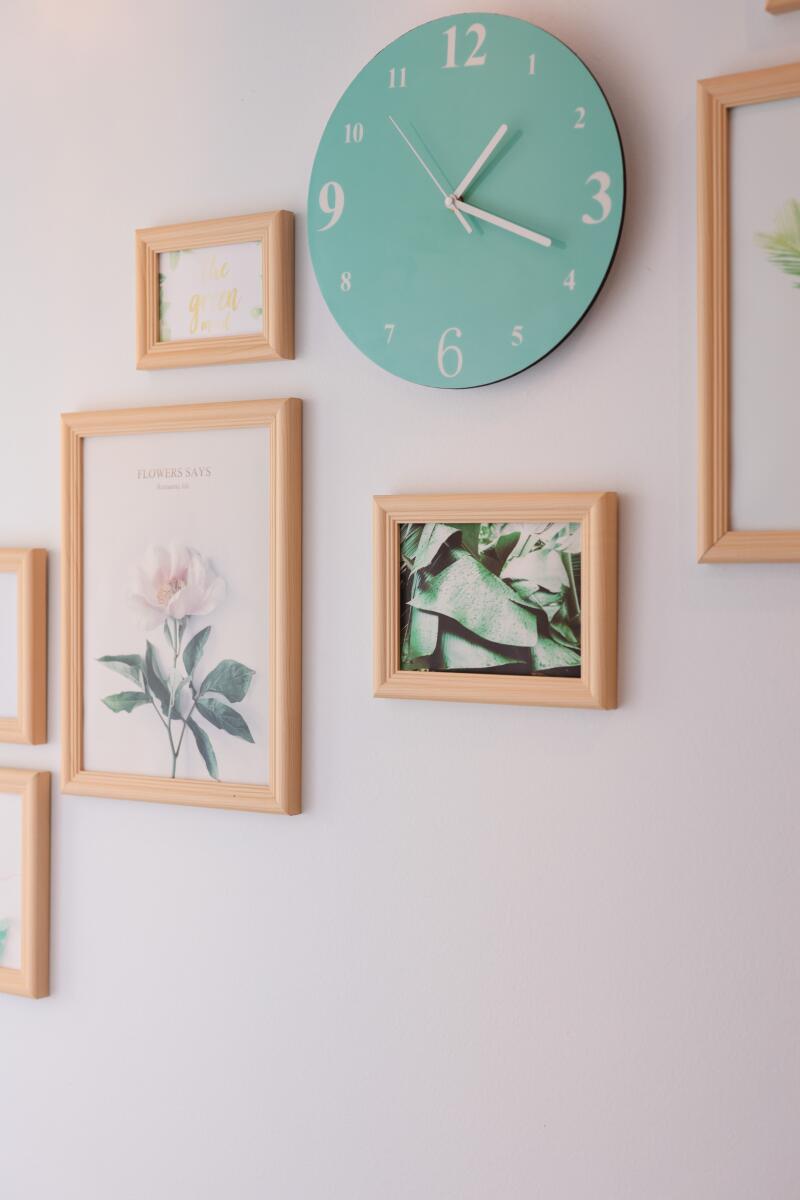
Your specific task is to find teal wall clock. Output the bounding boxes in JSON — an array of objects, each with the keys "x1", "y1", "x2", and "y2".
[{"x1": 308, "y1": 13, "x2": 625, "y2": 389}]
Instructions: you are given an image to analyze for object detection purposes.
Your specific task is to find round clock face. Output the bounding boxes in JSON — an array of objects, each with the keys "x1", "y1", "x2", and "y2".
[{"x1": 308, "y1": 13, "x2": 625, "y2": 389}]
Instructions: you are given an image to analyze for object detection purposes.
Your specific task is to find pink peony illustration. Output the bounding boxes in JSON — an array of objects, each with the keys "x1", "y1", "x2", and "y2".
[{"x1": 129, "y1": 543, "x2": 226, "y2": 630}]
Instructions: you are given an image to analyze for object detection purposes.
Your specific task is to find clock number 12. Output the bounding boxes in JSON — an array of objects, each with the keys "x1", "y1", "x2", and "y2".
[{"x1": 443, "y1": 23, "x2": 487, "y2": 68}]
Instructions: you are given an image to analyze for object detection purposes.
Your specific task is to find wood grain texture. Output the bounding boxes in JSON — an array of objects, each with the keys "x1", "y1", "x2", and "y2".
[
  {"x1": 135, "y1": 211, "x2": 294, "y2": 369},
  {"x1": 61, "y1": 399, "x2": 302, "y2": 814},
  {"x1": 373, "y1": 492, "x2": 618, "y2": 710},
  {"x1": 697, "y1": 63, "x2": 800, "y2": 562},
  {"x1": 0, "y1": 768, "x2": 50, "y2": 999},
  {"x1": 766, "y1": 0, "x2": 800, "y2": 14},
  {"x1": 0, "y1": 549, "x2": 47, "y2": 745}
]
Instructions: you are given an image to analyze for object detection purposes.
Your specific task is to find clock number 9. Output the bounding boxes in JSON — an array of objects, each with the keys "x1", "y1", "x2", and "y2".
[
  {"x1": 437, "y1": 327, "x2": 463, "y2": 378},
  {"x1": 318, "y1": 181, "x2": 345, "y2": 231},
  {"x1": 582, "y1": 171, "x2": 612, "y2": 225}
]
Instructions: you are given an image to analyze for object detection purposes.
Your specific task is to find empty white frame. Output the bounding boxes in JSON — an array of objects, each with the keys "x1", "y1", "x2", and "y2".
[{"x1": 0, "y1": 550, "x2": 47, "y2": 744}]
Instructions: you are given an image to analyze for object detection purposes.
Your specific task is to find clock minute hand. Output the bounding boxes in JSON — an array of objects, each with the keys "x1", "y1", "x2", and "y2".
[
  {"x1": 453, "y1": 123, "x2": 508, "y2": 199},
  {"x1": 388, "y1": 115, "x2": 473, "y2": 233},
  {"x1": 450, "y1": 198, "x2": 552, "y2": 248}
]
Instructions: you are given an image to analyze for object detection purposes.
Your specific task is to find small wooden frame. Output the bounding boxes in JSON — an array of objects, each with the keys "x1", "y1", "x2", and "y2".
[
  {"x1": 0, "y1": 769, "x2": 50, "y2": 999},
  {"x1": 0, "y1": 549, "x2": 47, "y2": 744},
  {"x1": 766, "y1": 1, "x2": 800, "y2": 14},
  {"x1": 136, "y1": 211, "x2": 294, "y2": 369},
  {"x1": 374, "y1": 492, "x2": 617, "y2": 709},
  {"x1": 698, "y1": 62, "x2": 800, "y2": 562},
  {"x1": 62, "y1": 399, "x2": 302, "y2": 814}
]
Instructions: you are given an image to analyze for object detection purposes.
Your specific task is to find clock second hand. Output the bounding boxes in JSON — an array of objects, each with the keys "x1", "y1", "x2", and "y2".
[
  {"x1": 388, "y1": 115, "x2": 473, "y2": 234},
  {"x1": 449, "y1": 197, "x2": 552, "y2": 248}
]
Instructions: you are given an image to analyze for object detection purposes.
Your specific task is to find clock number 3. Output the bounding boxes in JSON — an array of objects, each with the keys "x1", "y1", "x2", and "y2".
[
  {"x1": 437, "y1": 327, "x2": 463, "y2": 378},
  {"x1": 443, "y1": 23, "x2": 487, "y2": 69},
  {"x1": 582, "y1": 171, "x2": 612, "y2": 225},
  {"x1": 318, "y1": 181, "x2": 344, "y2": 231}
]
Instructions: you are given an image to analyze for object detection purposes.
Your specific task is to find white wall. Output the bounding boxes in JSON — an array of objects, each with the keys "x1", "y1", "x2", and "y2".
[{"x1": 2, "y1": 1, "x2": 799, "y2": 1196}]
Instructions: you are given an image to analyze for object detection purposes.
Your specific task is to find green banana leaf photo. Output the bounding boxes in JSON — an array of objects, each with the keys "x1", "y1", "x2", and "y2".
[{"x1": 399, "y1": 521, "x2": 581, "y2": 676}]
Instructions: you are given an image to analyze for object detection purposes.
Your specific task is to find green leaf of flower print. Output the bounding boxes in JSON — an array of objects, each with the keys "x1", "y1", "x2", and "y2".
[
  {"x1": 196, "y1": 696, "x2": 254, "y2": 743},
  {"x1": 757, "y1": 199, "x2": 800, "y2": 287},
  {"x1": 250, "y1": 306, "x2": 263, "y2": 318},
  {"x1": 199, "y1": 659, "x2": 255, "y2": 703},
  {"x1": 168, "y1": 251, "x2": 181, "y2": 270},
  {"x1": 102, "y1": 691, "x2": 150, "y2": 713},
  {"x1": 97, "y1": 654, "x2": 145, "y2": 686},
  {"x1": 188, "y1": 716, "x2": 219, "y2": 779},
  {"x1": 0, "y1": 919, "x2": 9, "y2": 963},
  {"x1": 183, "y1": 625, "x2": 211, "y2": 677},
  {"x1": 144, "y1": 641, "x2": 171, "y2": 714}
]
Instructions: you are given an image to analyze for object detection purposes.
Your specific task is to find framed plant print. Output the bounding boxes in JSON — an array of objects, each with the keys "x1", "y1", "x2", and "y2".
[
  {"x1": 136, "y1": 211, "x2": 294, "y2": 369},
  {"x1": 0, "y1": 769, "x2": 50, "y2": 999},
  {"x1": 374, "y1": 492, "x2": 617, "y2": 709},
  {"x1": 698, "y1": 62, "x2": 800, "y2": 561},
  {"x1": 62, "y1": 398, "x2": 302, "y2": 814},
  {"x1": 0, "y1": 548, "x2": 47, "y2": 745}
]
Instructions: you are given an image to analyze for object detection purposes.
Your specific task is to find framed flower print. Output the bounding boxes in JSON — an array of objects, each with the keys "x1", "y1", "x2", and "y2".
[
  {"x1": 135, "y1": 211, "x2": 294, "y2": 369},
  {"x1": 0, "y1": 769, "x2": 50, "y2": 999},
  {"x1": 374, "y1": 491, "x2": 617, "y2": 709},
  {"x1": 0, "y1": 548, "x2": 47, "y2": 745},
  {"x1": 62, "y1": 398, "x2": 302, "y2": 814}
]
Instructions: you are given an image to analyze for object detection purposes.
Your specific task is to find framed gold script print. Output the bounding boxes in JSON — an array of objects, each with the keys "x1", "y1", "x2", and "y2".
[
  {"x1": 136, "y1": 211, "x2": 294, "y2": 369},
  {"x1": 698, "y1": 62, "x2": 800, "y2": 561},
  {"x1": 374, "y1": 492, "x2": 617, "y2": 709},
  {"x1": 0, "y1": 769, "x2": 50, "y2": 999},
  {"x1": 0, "y1": 549, "x2": 47, "y2": 745},
  {"x1": 62, "y1": 399, "x2": 302, "y2": 814}
]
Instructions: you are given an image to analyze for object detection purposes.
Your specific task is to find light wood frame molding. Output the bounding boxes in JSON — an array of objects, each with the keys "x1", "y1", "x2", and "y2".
[
  {"x1": 373, "y1": 492, "x2": 618, "y2": 709},
  {"x1": 135, "y1": 211, "x2": 294, "y2": 369},
  {"x1": 0, "y1": 549, "x2": 47, "y2": 745},
  {"x1": 0, "y1": 769, "x2": 50, "y2": 999},
  {"x1": 698, "y1": 62, "x2": 800, "y2": 562},
  {"x1": 766, "y1": 1, "x2": 800, "y2": 14},
  {"x1": 61, "y1": 398, "x2": 302, "y2": 814}
]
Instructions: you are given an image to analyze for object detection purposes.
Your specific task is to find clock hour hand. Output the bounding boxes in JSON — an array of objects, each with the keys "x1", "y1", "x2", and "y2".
[
  {"x1": 453, "y1": 123, "x2": 508, "y2": 199},
  {"x1": 388, "y1": 115, "x2": 473, "y2": 233},
  {"x1": 448, "y1": 197, "x2": 552, "y2": 248}
]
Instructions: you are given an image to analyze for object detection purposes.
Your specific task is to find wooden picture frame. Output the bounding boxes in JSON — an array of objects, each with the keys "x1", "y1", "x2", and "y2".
[
  {"x1": 136, "y1": 211, "x2": 294, "y2": 369},
  {"x1": 0, "y1": 769, "x2": 50, "y2": 999},
  {"x1": 62, "y1": 398, "x2": 302, "y2": 814},
  {"x1": 0, "y1": 549, "x2": 47, "y2": 745},
  {"x1": 698, "y1": 62, "x2": 800, "y2": 562},
  {"x1": 374, "y1": 492, "x2": 617, "y2": 709},
  {"x1": 766, "y1": 1, "x2": 800, "y2": 14}
]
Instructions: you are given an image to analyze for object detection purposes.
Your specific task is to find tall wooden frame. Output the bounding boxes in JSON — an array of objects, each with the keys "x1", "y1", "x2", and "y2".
[
  {"x1": 0, "y1": 549, "x2": 47, "y2": 745},
  {"x1": 374, "y1": 492, "x2": 618, "y2": 709},
  {"x1": 62, "y1": 398, "x2": 302, "y2": 814},
  {"x1": 136, "y1": 211, "x2": 294, "y2": 369},
  {"x1": 0, "y1": 769, "x2": 50, "y2": 999},
  {"x1": 698, "y1": 62, "x2": 800, "y2": 562}
]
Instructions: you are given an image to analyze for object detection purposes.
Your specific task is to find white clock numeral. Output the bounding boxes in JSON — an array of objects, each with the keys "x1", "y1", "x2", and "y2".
[
  {"x1": 318, "y1": 181, "x2": 345, "y2": 231},
  {"x1": 437, "y1": 327, "x2": 463, "y2": 378},
  {"x1": 582, "y1": 171, "x2": 612, "y2": 225},
  {"x1": 384, "y1": 323, "x2": 395, "y2": 344},
  {"x1": 443, "y1": 22, "x2": 487, "y2": 69},
  {"x1": 574, "y1": 107, "x2": 586, "y2": 129},
  {"x1": 345, "y1": 122, "x2": 364, "y2": 143},
  {"x1": 388, "y1": 66, "x2": 407, "y2": 89},
  {"x1": 529, "y1": 53, "x2": 536, "y2": 75},
  {"x1": 563, "y1": 269, "x2": 576, "y2": 291},
  {"x1": 511, "y1": 325, "x2": 524, "y2": 347},
  {"x1": 340, "y1": 272, "x2": 352, "y2": 292}
]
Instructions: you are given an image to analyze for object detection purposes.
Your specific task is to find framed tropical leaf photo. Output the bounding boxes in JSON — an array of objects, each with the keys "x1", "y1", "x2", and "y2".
[
  {"x1": 62, "y1": 398, "x2": 302, "y2": 814},
  {"x1": 374, "y1": 492, "x2": 617, "y2": 709}
]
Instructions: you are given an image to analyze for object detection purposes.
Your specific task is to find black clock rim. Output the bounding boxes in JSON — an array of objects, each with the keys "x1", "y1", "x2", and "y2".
[{"x1": 308, "y1": 11, "x2": 628, "y2": 391}]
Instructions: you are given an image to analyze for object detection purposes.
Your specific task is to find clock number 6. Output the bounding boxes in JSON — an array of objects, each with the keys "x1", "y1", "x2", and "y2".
[
  {"x1": 318, "y1": 181, "x2": 345, "y2": 231},
  {"x1": 582, "y1": 171, "x2": 612, "y2": 225},
  {"x1": 437, "y1": 327, "x2": 463, "y2": 378}
]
